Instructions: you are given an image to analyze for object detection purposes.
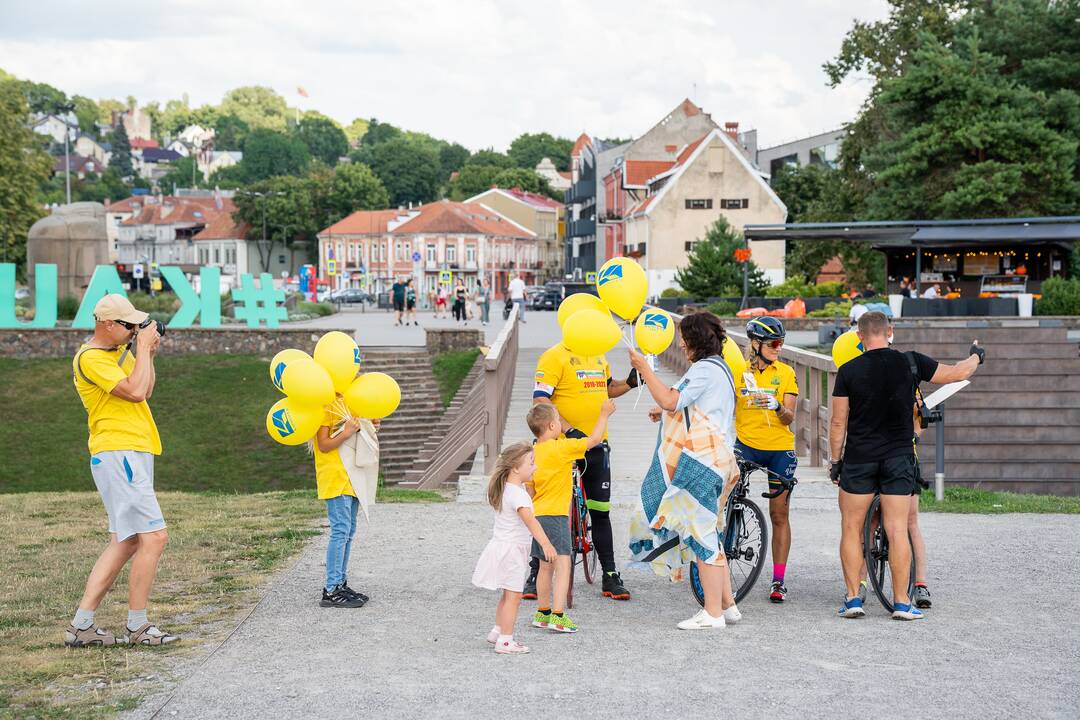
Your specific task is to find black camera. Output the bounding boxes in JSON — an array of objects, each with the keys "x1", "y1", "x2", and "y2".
[{"x1": 137, "y1": 317, "x2": 167, "y2": 337}]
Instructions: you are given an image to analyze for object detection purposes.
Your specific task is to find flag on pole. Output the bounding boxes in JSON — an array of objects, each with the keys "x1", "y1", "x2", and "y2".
[{"x1": 297, "y1": 86, "x2": 309, "y2": 98}]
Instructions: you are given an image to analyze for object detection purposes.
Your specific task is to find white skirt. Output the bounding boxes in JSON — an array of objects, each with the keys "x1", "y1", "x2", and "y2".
[{"x1": 472, "y1": 538, "x2": 531, "y2": 592}]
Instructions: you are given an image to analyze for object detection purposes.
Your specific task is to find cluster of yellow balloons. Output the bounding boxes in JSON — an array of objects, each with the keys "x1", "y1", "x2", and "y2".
[
  {"x1": 831, "y1": 330, "x2": 865, "y2": 368},
  {"x1": 265, "y1": 331, "x2": 402, "y2": 446}
]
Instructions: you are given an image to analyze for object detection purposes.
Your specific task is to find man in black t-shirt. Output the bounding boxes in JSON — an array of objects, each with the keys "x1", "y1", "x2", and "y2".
[
  {"x1": 391, "y1": 278, "x2": 406, "y2": 326},
  {"x1": 829, "y1": 311, "x2": 982, "y2": 620}
]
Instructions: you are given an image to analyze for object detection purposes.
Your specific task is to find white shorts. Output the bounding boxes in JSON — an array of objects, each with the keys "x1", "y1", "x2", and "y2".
[{"x1": 90, "y1": 451, "x2": 166, "y2": 542}]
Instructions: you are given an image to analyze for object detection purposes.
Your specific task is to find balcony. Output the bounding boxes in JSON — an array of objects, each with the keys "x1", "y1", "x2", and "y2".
[
  {"x1": 566, "y1": 217, "x2": 596, "y2": 239},
  {"x1": 625, "y1": 242, "x2": 646, "y2": 258},
  {"x1": 564, "y1": 179, "x2": 596, "y2": 205}
]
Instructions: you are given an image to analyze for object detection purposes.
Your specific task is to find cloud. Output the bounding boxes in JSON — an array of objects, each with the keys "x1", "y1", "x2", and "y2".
[{"x1": 0, "y1": 0, "x2": 889, "y2": 150}]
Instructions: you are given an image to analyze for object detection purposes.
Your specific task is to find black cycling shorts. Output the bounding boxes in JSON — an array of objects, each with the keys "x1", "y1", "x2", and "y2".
[
  {"x1": 839, "y1": 454, "x2": 917, "y2": 496},
  {"x1": 565, "y1": 430, "x2": 611, "y2": 512},
  {"x1": 393, "y1": 298, "x2": 405, "y2": 312}
]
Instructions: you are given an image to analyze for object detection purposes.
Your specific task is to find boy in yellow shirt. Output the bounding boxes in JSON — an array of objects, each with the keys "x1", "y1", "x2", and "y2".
[{"x1": 524, "y1": 400, "x2": 614, "y2": 633}]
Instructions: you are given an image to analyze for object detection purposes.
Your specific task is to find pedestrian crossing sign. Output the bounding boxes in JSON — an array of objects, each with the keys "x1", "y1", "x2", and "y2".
[
  {"x1": 328, "y1": 259, "x2": 337, "y2": 276},
  {"x1": 439, "y1": 270, "x2": 452, "y2": 285},
  {"x1": 586, "y1": 271, "x2": 597, "y2": 285}
]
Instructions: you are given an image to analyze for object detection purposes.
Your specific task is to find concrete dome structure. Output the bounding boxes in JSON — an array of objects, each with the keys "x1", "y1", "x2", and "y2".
[{"x1": 27, "y1": 202, "x2": 110, "y2": 299}]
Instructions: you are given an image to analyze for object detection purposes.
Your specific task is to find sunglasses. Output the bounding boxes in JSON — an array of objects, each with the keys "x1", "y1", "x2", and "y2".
[{"x1": 763, "y1": 339, "x2": 784, "y2": 350}]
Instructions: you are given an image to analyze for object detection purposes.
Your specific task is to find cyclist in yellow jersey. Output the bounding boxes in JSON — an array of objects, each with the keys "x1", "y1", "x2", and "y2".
[
  {"x1": 734, "y1": 317, "x2": 799, "y2": 604},
  {"x1": 526, "y1": 340, "x2": 636, "y2": 600}
]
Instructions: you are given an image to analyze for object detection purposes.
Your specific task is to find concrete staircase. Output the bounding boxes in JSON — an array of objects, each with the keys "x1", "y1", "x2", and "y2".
[
  {"x1": 892, "y1": 323, "x2": 1080, "y2": 495},
  {"x1": 359, "y1": 350, "x2": 444, "y2": 484}
]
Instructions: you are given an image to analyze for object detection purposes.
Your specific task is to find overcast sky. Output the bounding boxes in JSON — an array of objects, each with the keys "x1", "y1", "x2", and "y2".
[{"x1": 0, "y1": 0, "x2": 888, "y2": 151}]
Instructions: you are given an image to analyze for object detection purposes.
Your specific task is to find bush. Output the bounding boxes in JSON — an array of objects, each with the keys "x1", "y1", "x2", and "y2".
[
  {"x1": 814, "y1": 281, "x2": 846, "y2": 297},
  {"x1": 765, "y1": 278, "x2": 846, "y2": 298},
  {"x1": 705, "y1": 301, "x2": 740, "y2": 316},
  {"x1": 808, "y1": 300, "x2": 853, "y2": 318},
  {"x1": 57, "y1": 295, "x2": 80, "y2": 320},
  {"x1": 129, "y1": 291, "x2": 180, "y2": 314},
  {"x1": 660, "y1": 287, "x2": 685, "y2": 298},
  {"x1": 1036, "y1": 277, "x2": 1080, "y2": 315},
  {"x1": 298, "y1": 301, "x2": 335, "y2": 317}
]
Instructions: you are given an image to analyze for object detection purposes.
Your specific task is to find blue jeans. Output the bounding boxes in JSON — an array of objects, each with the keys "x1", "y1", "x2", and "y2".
[
  {"x1": 513, "y1": 298, "x2": 526, "y2": 320},
  {"x1": 325, "y1": 494, "x2": 359, "y2": 591}
]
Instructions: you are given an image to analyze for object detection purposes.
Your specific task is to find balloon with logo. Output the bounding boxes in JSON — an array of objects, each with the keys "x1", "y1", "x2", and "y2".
[
  {"x1": 269, "y1": 348, "x2": 311, "y2": 394},
  {"x1": 562, "y1": 308, "x2": 622, "y2": 357},
  {"x1": 313, "y1": 331, "x2": 362, "y2": 394},
  {"x1": 557, "y1": 293, "x2": 608, "y2": 328},
  {"x1": 280, "y1": 358, "x2": 335, "y2": 407},
  {"x1": 634, "y1": 308, "x2": 675, "y2": 355},
  {"x1": 832, "y1": 330, "x2": 865, "y2": 368},
  {"x1": 722, "y1": 336, "x2": 747, "y2": 378},
  {"x1": 265, "y1": 397, "x2": 324, "y2": 446},
  {"x1": 344, "y1": 372, "x2": 402, "y2": 419},
  {"x1": 596, "y1": 257, "x2": 648, "y2": 321}
]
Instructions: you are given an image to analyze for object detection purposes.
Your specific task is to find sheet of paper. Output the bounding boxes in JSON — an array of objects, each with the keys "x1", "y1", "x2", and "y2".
[{"x1": 922, "y1": 380, "x2": 970, "y2": 409}]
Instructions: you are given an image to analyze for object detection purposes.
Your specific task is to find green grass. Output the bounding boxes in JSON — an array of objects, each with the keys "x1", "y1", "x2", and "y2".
[
  {"x1": 919, "y1": 487, "x2": 1080, "y2": 514},
  {"x1": 431, "y1": 348, "x2": 482, "y2": 408}
]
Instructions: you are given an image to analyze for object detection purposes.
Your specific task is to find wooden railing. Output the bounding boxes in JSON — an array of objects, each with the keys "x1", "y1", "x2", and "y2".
[
  {"x1": 658, "y1": 316, "x2": 835, "y2": 467},
  {"x1": 401, "y1": 305, "x2": 520, "y2": 489}
]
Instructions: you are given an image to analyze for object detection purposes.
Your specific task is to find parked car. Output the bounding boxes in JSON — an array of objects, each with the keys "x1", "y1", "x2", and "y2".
[
  {"x1": 526, "y1": 285, "x2": 547, "y2": 310},
  {"x1": 540, "y1": 281, "x2": 598, "y2": 310},
  {"x1": 330, "y1": 289, "x2": 375, "y2": 305}
]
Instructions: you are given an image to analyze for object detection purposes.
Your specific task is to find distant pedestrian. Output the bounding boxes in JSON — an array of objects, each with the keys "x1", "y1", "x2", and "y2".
[
  {"x1": 435, "y1": 285, "x2": 449, "y2": 318},
  {"x1": 477, "y1": 279, "x2": 492, "y2": 325},
  {"x1": 391, "y1": 277, "x2": 406, "y2": 326},
  {"x1": 405, "y1": 279, "x2": 418, "y2": 326},
  {"x1": 508, "y1": 272, "x2": 527, "y2": 323},
  {"x1": 453, "y1": 278, "x2": 468, "y2": 324}
]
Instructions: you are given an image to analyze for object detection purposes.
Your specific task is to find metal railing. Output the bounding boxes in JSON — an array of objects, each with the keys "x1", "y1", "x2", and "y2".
[
  {"x1": 401, "y1": 305, "x2": 520, "y2": 488},
  {"x1": 658, "y1": 315, "x2": 835, "y2": 467}
]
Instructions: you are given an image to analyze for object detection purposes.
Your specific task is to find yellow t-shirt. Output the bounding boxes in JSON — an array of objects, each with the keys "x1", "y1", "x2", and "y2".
[
  {"x1": 531, "y1": 436, "x2": 589, "y2": 516},
  {"x1": 72, "y1": 343, "x2": 162, "y2": 456},
  {"x1": 533, "y1": 343, "x2": 611, "y2": 439},
  {"x1": 313, "y1": 412, "x2": 356, "y2": 500},
  {"x1": 735, "y1": 360, "x2": 798, "y2": 451}
]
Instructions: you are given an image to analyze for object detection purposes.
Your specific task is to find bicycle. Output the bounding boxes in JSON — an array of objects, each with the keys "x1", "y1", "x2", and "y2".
[
  {"x1": 689, "y1": 458, "x2": 796, "y2": 607},
  {"x1": 566, "y1": 464, "x2": 596, "y2": 609}
]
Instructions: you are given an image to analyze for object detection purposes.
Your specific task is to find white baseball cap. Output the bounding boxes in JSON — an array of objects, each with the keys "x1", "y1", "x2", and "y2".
[{"x1": 93, "y1": 294, "x2": 149, "y2": 324}]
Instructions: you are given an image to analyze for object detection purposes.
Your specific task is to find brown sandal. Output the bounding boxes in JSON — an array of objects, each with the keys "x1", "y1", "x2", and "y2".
[
  {"x1": 126, "y1": 622, "x2": 180, "y2": 646},
  {"x1": 64, "y1": 623, "x2": 120, "y2": 647}
]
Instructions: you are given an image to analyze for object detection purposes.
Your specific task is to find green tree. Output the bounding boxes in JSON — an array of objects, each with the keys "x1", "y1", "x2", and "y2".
[
  {"x1": 492, "y1": 167, "x2": 553, "y2": 196},
  {"x1": 240, "y1": 129, "x2": 310, "y2": 182},
  {"x1": 343, "y1": 117, "x2": 369, "y2": 145},
  {"x1": 19, "y1": 79, "x2": 67, "y2": 115},
  {"x1": 327, "y1": 162, "x2": 390, "y2": 219},
  {"x1": 157, "y1": 156, "x2": 200, "y2": 192},
  {"x1": 0, "y1": 80, "x2": 51, "y2": 267},
  {"x1": 219, "y1": 86, "x2": 289, "y2": 131},
  {"x1": 214, "y1": 113, "x2": 249, "y2": 149},
  {"x1": 447, "y1": 164, "x2": 502, "y2": 200},
  {"x1": 293, "y1": 114, "x2": 348, "y2": 166},
  {"x1": 466, "y1": 148, "x2": 513, "y2": 168},
  {"x1": 97, "y1": 98, "x2": 125, "y2": 124},
  {"x1": 674, "y1": 218, "x2": 769, "y2": 298},
  {"x1": 71, "y1": 95, "x2": 100, "y2": 139},
  {"x1": 110, "y1": 121, "x2": 134, "y2": 178},
  {"x1": 234, "y1": 175, "x2": 326, "y2": 271},
  {"x1": 439, "y1": 142, "x2": 470, "y2": 180},
  {"x1": 208, "y1": 163, "x2": 247, "y2": 189},
  {"x1": 360, "y1": 118, "x2": 401, "y2": 146},
  {"x1": 508, "y1": 132, "x2": 574, "y2": 170},
  {"x1": 366, "y1": 137, "x2": 440, "y2": 206},
  {"x1": 159, "y1": 98, "x2": 193, "y2": 138}
]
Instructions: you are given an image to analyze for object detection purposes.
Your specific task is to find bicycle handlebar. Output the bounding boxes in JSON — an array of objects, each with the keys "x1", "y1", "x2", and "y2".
[{"x1": 735, "y1": 457, "x2": 798, "y2": 499}]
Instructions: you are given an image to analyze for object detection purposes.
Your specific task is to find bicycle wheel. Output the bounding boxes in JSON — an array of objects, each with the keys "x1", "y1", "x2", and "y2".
[
  {"x1": 863, "y1": 495, "x2": 915, "y2": 613},
  {"x1": 567, "y1": 515, "x2": 577, "y2": 609},
  {"x1": 580, "y1": 509, "x2": 598, "y2": 584},
  {"x1": 689, "y1": 498, "x2": 768, "y2": 606}
]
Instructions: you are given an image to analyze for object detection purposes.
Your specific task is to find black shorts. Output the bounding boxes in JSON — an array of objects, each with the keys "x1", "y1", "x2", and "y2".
[
  {"x1": 577, "y1": 440, "x2": 611, "y2": 513},
  {"x1": 406, "y1": 299, "x2": 416, "y2": 310},
  {"x1": 839, "y1": 454, "x2": 917, "y2": 496},
  {"x1": 393, "y1": 298, "x2": 405, "y2": 312}
]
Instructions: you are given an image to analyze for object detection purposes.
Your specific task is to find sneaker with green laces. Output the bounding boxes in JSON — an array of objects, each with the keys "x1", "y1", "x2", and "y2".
[
  {"x1": 547, "y1": 614, "x2": 578, "y2": 633},
  {"x1": 531, "y1": 610, "x2": 552, "y2": 629}
]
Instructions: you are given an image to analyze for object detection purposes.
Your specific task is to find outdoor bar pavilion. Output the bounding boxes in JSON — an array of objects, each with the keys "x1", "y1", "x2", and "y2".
[{"x1": 745, "y1": 216, "x2": 1080, "y2": 316}]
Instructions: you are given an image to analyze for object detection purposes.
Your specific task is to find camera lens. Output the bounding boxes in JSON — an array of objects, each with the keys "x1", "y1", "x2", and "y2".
[{"x1": 155, "y1": 321, "x2": 167, "y2": 337}]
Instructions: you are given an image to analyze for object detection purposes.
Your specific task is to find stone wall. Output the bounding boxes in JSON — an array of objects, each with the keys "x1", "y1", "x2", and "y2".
[
  {"x1": 425, "y1": 328, "x2": 483, "y2": 355},
  {"x1": 0, "y1": 327, "x2": 356, "y2": 359}
]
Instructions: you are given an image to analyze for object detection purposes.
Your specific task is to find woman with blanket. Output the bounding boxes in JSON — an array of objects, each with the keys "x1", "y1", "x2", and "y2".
[{"x1": 628, "y1": 311, "x2": 741, "y2": 630}]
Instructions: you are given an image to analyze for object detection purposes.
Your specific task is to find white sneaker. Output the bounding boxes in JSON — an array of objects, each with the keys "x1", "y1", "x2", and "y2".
[
  {"x1": 486, "y1": 627, "x2": 500, "y2": 644},
  {"x1": 723, "y1": 605, "x2": 742, "y2": 624},
  {"x1": 677, "y1": 609, "x2": 726, "y2": 630},
  {"x1": 494, "y1": 639, "x2": 530, "y2": 654}
]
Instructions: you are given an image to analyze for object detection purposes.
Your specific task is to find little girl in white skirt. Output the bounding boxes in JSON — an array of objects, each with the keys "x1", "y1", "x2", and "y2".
[{"x1": 472, "y1": 441, "x2": 556, "y2": 654}]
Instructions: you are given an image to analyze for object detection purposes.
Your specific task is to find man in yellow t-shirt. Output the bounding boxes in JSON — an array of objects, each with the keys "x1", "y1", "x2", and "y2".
[
  {"x1": 528, "y1": 340, "x2": 635, "y2": 601},
  {"x1": 735, "y1": 317, "x2": 799, "y2": 604},
  {"x1": 66, "y1": 294, "x2": 178, "y2": 648}
]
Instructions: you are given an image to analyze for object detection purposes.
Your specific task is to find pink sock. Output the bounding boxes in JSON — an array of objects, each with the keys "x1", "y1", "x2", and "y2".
[{"x1": 772, "y1": 563, "x2": 786, "y2": 583}]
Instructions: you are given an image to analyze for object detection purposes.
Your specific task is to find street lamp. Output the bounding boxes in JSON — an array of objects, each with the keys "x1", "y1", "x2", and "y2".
[
  {"x1": 243, "y1": 190, "x2": 284, "y2": 272},
  {"x1": 54, "y1": 102, "x2": 77, "y2": 206}
]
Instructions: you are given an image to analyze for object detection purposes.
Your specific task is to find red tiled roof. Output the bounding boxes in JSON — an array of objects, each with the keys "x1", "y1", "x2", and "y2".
[
  {"x1": 570, "y1": 133, "x2": 591, "y2": 157},
  {"x1": 504, "y1": 188, "x2": 562, "y2": 211},
  {"x1": 673, "y1": 133, "x2": 710, "y2": 167},
  {"x1": 679, "y1": 98, "x2": 702, "y2": 117},
  {"x1": 624, "y1": 160, "x2": 674, "y2": 186},
  {"x1": 322, "y1": 209, "x2": 404, "y2": 235},
  {"x1": 120, "y1": 196, "x2": 238, "y2": 229},
  {"x1": 130, "y1": 138, "x2": 160, "y2": 149},
  {"x1": 193, "y1": 211, "x2": 249, "y2": 240},
  {"x1": 629, "y1": 193, "x2": 661, "y2": 216},
  {"x1": 322, "y1": 201, "x2": 535, "y2": 238}
]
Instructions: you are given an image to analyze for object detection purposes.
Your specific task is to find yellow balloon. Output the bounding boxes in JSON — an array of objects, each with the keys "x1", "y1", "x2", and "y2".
[
  {"x1": 557, "y1": 293, "x2": 608, "y2": 328},
  {"x1": 634, "y1": 308, "x2": 675, "y2": 355},
  {"x1": 596, "y1": 257, "x2": 647, "y2": 321},
  {"x1": 265, "y1": 397, "x2": 323, "y2": 446},
  {"x1": 269, "y1": 348, "x2": 311, "y2": 393},
  {"x1": 722, "y1": 336, "x2": 747, "y2": 378},
  {"x1": 562, "y1": 308, "x2": 622, "y2": 357},
  {"x1": 832, "y1": 330, "x2": 865, "y2": 368},
  {"x1": 314, "y1": 331, "x2": 361, "y2": 393},
  {"x1": 344, "y1": 372, "x2": 402, "y2": 419},
  {"x1": 280, "y1": 358, "x2": 335, "y2": 407}
]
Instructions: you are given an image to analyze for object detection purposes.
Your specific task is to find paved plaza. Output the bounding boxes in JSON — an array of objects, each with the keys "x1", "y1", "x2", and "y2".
[{"x1": 131, "y1": 311, "x2": 1080, "y2": 719}]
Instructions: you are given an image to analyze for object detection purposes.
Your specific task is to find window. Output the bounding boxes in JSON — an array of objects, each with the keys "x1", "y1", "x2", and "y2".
[
  {"x1": 426, "y1": 244, "x2": 436, "y2": 262},
  {"x1": 685, "y1": 199, "x2": 713, "y2": 210},
  {"x1": 684, "y1": 242, "x2": 696, "y2": 252},
  {"x1": 278, "y1": 255, "x2": 286, "y2": 264},
  {"x1": 466, "y1": 245, "x2": 476, "y2": 264},
  {"x1": 447, "y1": 245, "x2": 457, "y2": 264},
  {"x1": 199, "y1": 247, "x2": 209, "y2": 264},
  {"x1": 769, "y1": 154, "x2": 799, "y2": 179},
  {"x1": 226, "y1": 247, "x2": 236, "y2": 264},
  {"x1": 809, "y1": 142, "x2": 839, "y2": 168},
  {"x1": 720, "y1": 198, "x2": 749, "y2": 209},
  {"x1": 213, "y1": 247, "x2": 221, "y2": 264},
  {"x1": 395, "y1": 242, "x2": 403, "y2": 261}
]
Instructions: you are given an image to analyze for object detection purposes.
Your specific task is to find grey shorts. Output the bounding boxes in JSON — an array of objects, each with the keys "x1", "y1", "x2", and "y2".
[
  {"x1": 90, "y1": 451, "x2": 166, "y2": 542},
  {"x1": 530, "y1": 514, "x2": 572, "y2": 558}
]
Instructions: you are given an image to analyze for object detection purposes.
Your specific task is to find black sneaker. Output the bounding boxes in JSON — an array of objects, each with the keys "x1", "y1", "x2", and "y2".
[
  {"x1": 914, "y1": 584, "x2": 932, "y2": 609},
  {"x1": 601, "y1": 571, "x2": 631, "y2": 600},
  {"x1": 341, "y1": 583, "x2": 369, "y2": 604},
  {"x1": 320, "y1": 586, "x2": 365, "y2": 608},
  {"x1": 522, "y1": 570, "x2": 538, "y2": 600}
]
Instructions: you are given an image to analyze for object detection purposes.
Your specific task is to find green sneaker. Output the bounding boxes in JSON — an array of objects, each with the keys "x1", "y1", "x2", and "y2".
[
  {"x1": 547, "y1": 614, "x2": 578, "y2": 633},
  {"x1": 531, "y1": 610, "x2": 552, "y2": 629}
]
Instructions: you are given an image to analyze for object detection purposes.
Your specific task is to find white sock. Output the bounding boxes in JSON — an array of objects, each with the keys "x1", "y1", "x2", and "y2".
[
  {"x1": 72, "y1": 608, "x2": 95, "y2": 630},
  {"x1": 127, "y1": 608, "x2": 148, "y2": 631}
]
